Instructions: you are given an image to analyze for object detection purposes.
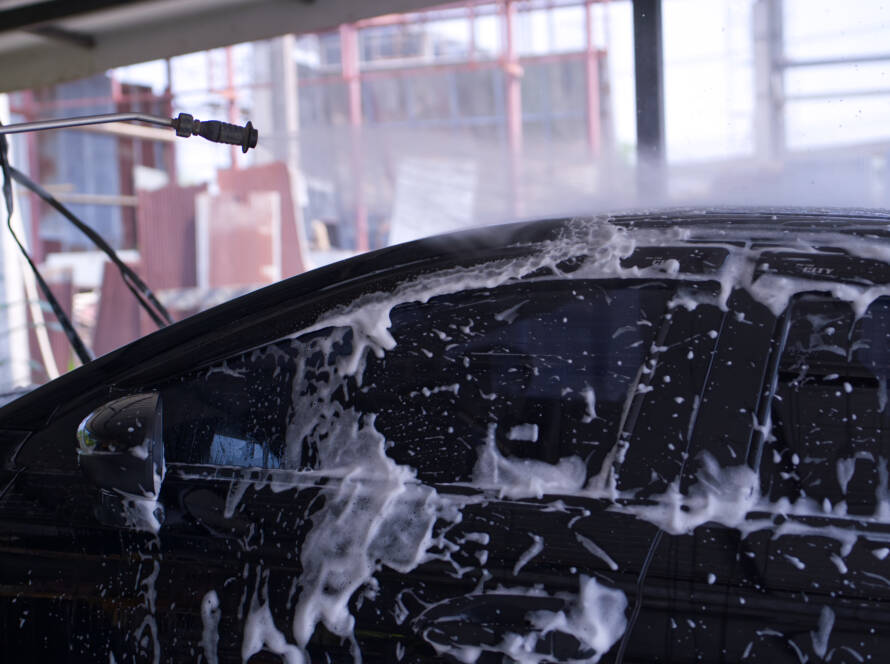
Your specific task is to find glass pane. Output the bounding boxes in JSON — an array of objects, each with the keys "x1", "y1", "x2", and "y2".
[
  {"x1": 161, "y1": 344, "x2": 297, "y2": 467},
  {"x1": 784, "y1": 0, "x2": 890, "y2": 62},
  {"x1": 160, "y1": 279, "x2": 674, "y2": 481},
  {"x1": 663, "y1": 0, "x2": 756, "y2": 162},
  {"x1": 359, "y1": 280, "x2": 668, "y2": 483},
  {"x1": 209, "y1": 433, "x2": 280, "y2": 468},
  {"x1": 762, "y1": 296, "x2": 890, "y2": 514}
]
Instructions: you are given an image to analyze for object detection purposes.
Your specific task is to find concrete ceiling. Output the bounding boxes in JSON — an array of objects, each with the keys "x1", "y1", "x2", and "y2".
[{"x1": 0, "y1": 0, "x2": 443, "y2": 93}]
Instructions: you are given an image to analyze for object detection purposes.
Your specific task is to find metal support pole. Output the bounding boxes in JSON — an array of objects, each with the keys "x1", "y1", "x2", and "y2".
[
  {"x1": 632, "y1": 0, "x2": 665, "y2": 199},
  {"x1": 753, "y1": 0, "x2": 785, "y2": 160},
  {"x1": 0, "y1": 93, "x2": 31, "y2": 387},
  {"x1": 0, "y1": 111, "x2": 257, "y2": 155},
  {"x1": 503, "y1": 0, "x2": 523, "y2": 218},
  {"x1": 0, "y1": 112, "x2": 174, "y2": 135},
  {"x1": 585, "y1": 0, "x2": 601, "y2": 157},
  {"x1": 280, "y1": 33, "x2": 310, "y2": 273},
  {"x1": 22, "y1": 92, "x2": 43, "y2": 264},
  {"x1": 164, "y1": 58, "x2": 177, "y2": 184},
  {"x1": 468, "y1": 1, "x2": 476, "y2": 61},
  {"x1": 225, "y1": 46, "x2": 239, "y2": 168},
  {"x1": 340, "y1": 23, "x2": 368, "y2": 253}
]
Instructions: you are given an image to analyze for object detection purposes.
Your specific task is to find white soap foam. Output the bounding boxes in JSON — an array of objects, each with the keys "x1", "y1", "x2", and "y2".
[
  {"x1": 507, "y1": 424, "x2": 540, "y2": 443},
  {"x1": 200, "y1": 590, "x2": 220, "y2": 664},
  {"x1": 242, "y1": 580, "x2": 305, "y2": 664},
  {"x1": 525, "y1": 576, "x2": 627, "y2": 664},
  {"x1": 811, "y1": 606, "x2": 835, "y2": 659},
  {"x1": 581, "y1": 386, "x2": 598, "y2": 423},
  {"x1": 426, "y1": 577, "x2": 628, "y2": 664},
  {"x1": 513, "y1": 534, "x2": 544, "y2": 575},
  {"x1": 473, "y1": 424, "x2": 587, "y2": 499},
  {"x1": 189, "y1": 216, "x2": 890, "y2": 661},
  {"x1": 574, "y1": 532, "x2": 619, "y2": 571}
]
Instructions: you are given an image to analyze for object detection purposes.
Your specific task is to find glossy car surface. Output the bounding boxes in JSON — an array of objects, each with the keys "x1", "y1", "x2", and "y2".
[{"x1": 3, "y1": 209, "x2": 890, "y2": 663}]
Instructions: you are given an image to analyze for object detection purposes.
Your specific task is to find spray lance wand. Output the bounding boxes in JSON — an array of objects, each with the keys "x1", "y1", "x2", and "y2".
[
  {"x1": 0, "y1": 112, "x2": 258, "y2": 153},
  {"x1": 0, "y1": 112, "x2": 258, "y2": 369}
]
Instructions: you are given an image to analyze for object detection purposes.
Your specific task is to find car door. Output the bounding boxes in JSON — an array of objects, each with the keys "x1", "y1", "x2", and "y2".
[
  {"x1": 14, "y1": 223, "x2": 885, "y2": 664},
  {"x1": 733, "y1": 292, "x2": 890, "y2": 662},
  {"x1": 140, "y1": 269, "x2": 738, "y2": 663},
  {"x1": 0, "y1": 402, "x2": 162, "y2": 662},
  {"x1": 614, "y1": 285, "x2": 890, "y2": 663}
]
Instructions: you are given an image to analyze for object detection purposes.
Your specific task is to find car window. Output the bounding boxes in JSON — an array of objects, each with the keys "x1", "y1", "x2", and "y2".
[
  {"x1": 762, "y1": 295, "x2": 890, "y2": 514},
  {"x1": 357, "y1": 280, "x2": 667, "y2": 483},
  {"x1": 161, "y1": 343, "x2": 296, "y2": 469},
  {"x1": 160, "y1": 279, "x2": 675, "y2": 484}
]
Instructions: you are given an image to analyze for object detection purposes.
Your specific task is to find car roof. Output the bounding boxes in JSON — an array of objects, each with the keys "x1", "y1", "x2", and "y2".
[{"x1": 2, "y1": 207, "x2": 890, "y2": 427}]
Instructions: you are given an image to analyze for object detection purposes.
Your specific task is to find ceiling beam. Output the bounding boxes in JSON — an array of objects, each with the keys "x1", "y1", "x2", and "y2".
[
  {"x1": 26, "y1": 25, "x2": 97, "y2": 50},
  {"x1": 0, "y1": 0, "x2": 150, "y2": 34},
  {"x1": 0, "y1": 0, "x2": 445, "y2": 93}
]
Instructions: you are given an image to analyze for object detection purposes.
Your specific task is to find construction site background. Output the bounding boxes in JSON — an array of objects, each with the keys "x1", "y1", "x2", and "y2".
[{"x1": 2, "y1": 0, "x2": 888, "y2": 385}]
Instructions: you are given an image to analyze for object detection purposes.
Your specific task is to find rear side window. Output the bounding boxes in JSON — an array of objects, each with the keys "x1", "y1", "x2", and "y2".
[
  {"x1": 762, "y1": 295, "x2": 890, "y2": 514},
  {"x1": 161, "y1": 279, "x2": 673, "y2": 483},
  {"x1": 357, "y1": 280, "x2": 669, "y2": 482}
]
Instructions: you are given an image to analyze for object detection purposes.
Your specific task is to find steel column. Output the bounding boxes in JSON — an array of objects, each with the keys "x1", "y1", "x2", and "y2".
[
  {"x1": 503, "y1": 0, "x2": 523, "y2": 218},
  {"x1": 753, "y1": 0, "x2": 785, "y2": 160},
  {"x1": 164, "y1": 58, "x2": 177, "y2": 184},
  {"x1": 225, "y1": 46, "x2": 240, "y2": 168},
  {"x1": 340, "y1": 23, "x2": 369, "y2": 252},
  {"x1": 585, "y1": 0, "x2": 601, "y2": 156},
  {"x1": 632, "y1": 0, "x2": 665, "y2": 197},
  {"x1": 22, "y1": 91, "x2": 43, "y2": 263}
]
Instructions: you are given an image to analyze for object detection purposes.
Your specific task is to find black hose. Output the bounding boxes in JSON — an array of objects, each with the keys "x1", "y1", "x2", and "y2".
[
  {"x1": 8, "y1": 166, "x2": 172, "y2": 328},
  {"x1": 1, "y1": 129, "x2": 92, "y2": 367}
]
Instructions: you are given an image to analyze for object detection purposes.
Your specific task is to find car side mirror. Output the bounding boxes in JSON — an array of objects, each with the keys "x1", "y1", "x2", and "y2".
[{"x1": 76, "y1": 393, "x2": 165, "y2": 532}]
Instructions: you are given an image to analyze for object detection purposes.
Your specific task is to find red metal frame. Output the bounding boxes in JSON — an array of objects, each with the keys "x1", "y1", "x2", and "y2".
[
  {"x1": 225, "y1": 46, "x2": 240, "y2": 168},
  {"x1": 295, "y1": 50, "x2": 604, "y2": 87},
  {"x1": 340, "y1": 23, "x2": 370, "y2": 253},
  {"x1": 323, "y1": 0, "x2": 608, "y2": 246},
  {"x1": 503, "y1": 0, "x2": 522, "y2": 217},
  {"x1": 11, "y1": 0, "x2": 609, "y2": 256}
]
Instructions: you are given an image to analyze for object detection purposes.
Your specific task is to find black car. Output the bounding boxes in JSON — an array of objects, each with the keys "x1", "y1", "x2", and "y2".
[{"x1": 3, "y1": 209, "x2": 890, "y2": 663}]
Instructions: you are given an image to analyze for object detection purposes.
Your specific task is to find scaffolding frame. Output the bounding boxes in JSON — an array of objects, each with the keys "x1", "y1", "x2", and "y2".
[{"x1": 10, "y1": 0, "x2": 612, "y2": 256}]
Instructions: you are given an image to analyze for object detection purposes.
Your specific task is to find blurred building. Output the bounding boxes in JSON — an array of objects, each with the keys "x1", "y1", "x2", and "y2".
[
  {"x1": 15, "y1": 73, "x2": 174, "y2": 256},
  {"x1": 6, "y1": 0, "x2": 890, "y2": 383},
  {"x1": 259, "y1": 1, "x2": 615, "y2": 252},
  {"x1": 9, "y1": 73, "x2": 175, "y2": 380}
]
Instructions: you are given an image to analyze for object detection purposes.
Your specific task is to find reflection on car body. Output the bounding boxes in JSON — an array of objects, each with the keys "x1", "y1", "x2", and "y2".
[{"x1": 3, "y1": 210, "x2": 890, "y2": 662}]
